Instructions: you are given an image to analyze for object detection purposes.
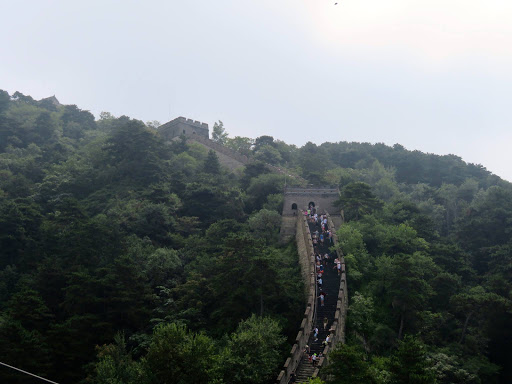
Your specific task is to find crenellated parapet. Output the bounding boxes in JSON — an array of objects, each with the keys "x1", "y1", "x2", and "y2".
[{"x1": 158, "y1": 116, "x2": 209, "y2": 141}]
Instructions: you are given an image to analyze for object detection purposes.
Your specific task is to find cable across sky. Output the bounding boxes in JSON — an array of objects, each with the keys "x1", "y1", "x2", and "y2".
[{"x1": 0, "y1": 361, "x2": 60, "y2": 384}]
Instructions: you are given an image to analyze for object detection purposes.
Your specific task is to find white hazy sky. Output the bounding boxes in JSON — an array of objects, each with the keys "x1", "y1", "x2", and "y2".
[{"x1": 1, "y1": 0, "x2": 511, "y2": 181}]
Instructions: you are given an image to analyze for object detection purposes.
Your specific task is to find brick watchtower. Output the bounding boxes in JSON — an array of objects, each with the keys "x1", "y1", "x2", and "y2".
[{"x1": 158, "y1": 116, "x2": 209, "y2": 141}]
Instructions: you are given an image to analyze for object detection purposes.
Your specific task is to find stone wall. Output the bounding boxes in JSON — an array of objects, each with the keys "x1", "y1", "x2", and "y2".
[
  {"x1": 276, "y1": 215, "x2": 317, "y2": 384},
  {"x1": 277, "y1": 212, "x2": 348, "y2": 381},
  {"x1": 280, "y1": 187, "x2": 341, "y2": 242},
  {"x1": 279, "y1": 216, "x2": 297, "y2": 244},
  {"x1": 189, "y1": 134, "x2": 250, "y2": 168},
  {"x1": 158, "y1": 117, "x2": 209, "y2": 140},
  {"x1": 158, "y1": 116, "x2": 308, "y2": 185},
  {"x1": 189, "y1": 136, "x2": 307, "y2": 185},
  {"x1": 159, "y1": 116, "x2": 307, "y2": 183},
  {"x1": 282, "y1": 187, "x2": 340, "y2": 217},
  {"x1": 315, "y1": 212, "x2": 348, "y2": 371},
  {"x1": 188, "y1": 136, "x2": 248, "y2": 171}
]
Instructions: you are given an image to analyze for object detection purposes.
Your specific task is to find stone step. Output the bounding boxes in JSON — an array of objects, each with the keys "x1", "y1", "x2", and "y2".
[{"x1": 290, "y1": 219, "x2": 341, "y2": 383}]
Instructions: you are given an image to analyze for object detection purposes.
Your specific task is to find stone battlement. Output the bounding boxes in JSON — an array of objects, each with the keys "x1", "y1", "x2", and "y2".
[
  {"x1": 158, "y1": 116, "x2": 209, "y2": 141},
  {"x1": 284, "y1": 187, "x2": 339, "y2": 195},
  {"x1": 174, "y1": 116, "x2": 209, "y2": 129}
]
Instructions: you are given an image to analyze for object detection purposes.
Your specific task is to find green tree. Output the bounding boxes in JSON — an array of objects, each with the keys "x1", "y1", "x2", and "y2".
[
  {"x1": 429, "y1": 352, "x2": 479, "y2": 384},
  {"x1": 456, "y1": 186, "x2": 512, "y2": 254},
  {"x1": 248, "y1": 208, "x2": 281, "y2": 245},
  {"x1": 207, "y1": 234, "x2": 281, "y2": 331},
  {"x1": 0, "y1": 89, "x2": 10, "y2": 113},
  {"x1": 450, "y1": 286, "x2": 509, "y2": 344},
  {"x1": 212, "y1": 120, "x2": 228, "y2": 144},
  {"x1": 146, "y1": 120, "x2": 161, "y2": 130},
  {"x1": 144, "y1": 323, "x2": 219, "y2": 384},
  {"x1": 222, "y1": 315, "x2": 285, "y2": 384},
  {"x1": 6, "y1": 286, "x2": 54, "y2": 333},
  {"x1": 298, "y1": 141, "x2": 329, "y2": 184},
  {"x1": 336, "y1": 182, "x2": 383, "y2": 221},
  {"x1": 143, "y1": 248, "x2": 182, "y2": 288},
  {"x1": 253, "y1": 135, "x2": 275, "y2": 152},
  {"x1": 324, "y1": 344, "x2": 376, "y2": 384},
  {"x1": 389, "y1": 335, "x2": 436, "y2": 384},
  {"x1": 33, "y1": 112, "x2": 57, "y2": 144},
  {"x1": 240, "y1": 161, "x2": 271, "y2": 190},
  {"x1": 92, "y1": 333, "x2": 143, "y2": 384},
  {"x1": 181, "y1": 183, "x2": 244, "y2": 228},
  {"x1": 349, "y1": 292, "x2": 376, "y2": 352},
  {"x1": 254, "y1": 144, "x2": 282, "y2": 165},
  {"x1": 203, "y1": 149, "x2": 221, "y2": 174},
  {"x1": 225, "y1": 136, "x2": 254, "y2": 156},
  {"x1": 104, "y1": 120, "x2": 168, "y2": 185},
  {"x1": 246, "y1": 173, "x2": 284, "y2": 212},
  {"x1": 0, "y1": 316, "x2": 52, "y2": 383},
  {"x1": 373, "y1": 253, "x2": 437, "y2": 339},
  {"x1": 262, "y1": 193, "x2": 284, "y2": 213}
]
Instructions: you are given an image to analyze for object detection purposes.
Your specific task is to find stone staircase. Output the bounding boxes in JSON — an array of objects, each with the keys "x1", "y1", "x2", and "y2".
[
  {"x1": 295, "y1": 356, "x2": 316, "y2": 382},
  {"x1": 291, "y1": 219, "x2": 340, "y2": 383}
]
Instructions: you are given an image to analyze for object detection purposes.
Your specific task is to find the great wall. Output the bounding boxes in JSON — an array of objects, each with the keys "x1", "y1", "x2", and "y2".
[
  {"x1": 158, "y1": 116, "x2": 308, "y2": 184},
  {"x1": 157, "y1": 117, "x2": 348, "y2": 383},
  {"x1": 276, "y1": 196, "x2": 347, "y2": 383}
]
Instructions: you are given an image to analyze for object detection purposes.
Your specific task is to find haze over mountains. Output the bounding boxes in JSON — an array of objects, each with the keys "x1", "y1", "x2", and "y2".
[
  {"x1": 2, "y1": 1, "x2": 512, "y2": 182},
  {"x1": 0, "y1": 90, "x2": 511, "y2": 383}
]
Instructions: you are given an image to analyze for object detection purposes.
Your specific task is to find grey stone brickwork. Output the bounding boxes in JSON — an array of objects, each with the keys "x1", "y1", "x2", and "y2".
[
  {"x1": 158, "y1": 116, "x2": 209, "y2": 140},
  {"x1": 279, "y1": 187, "x2": 341, "y2": 242},
  {"x1": 282, "y1": 187, "x2": 340, "y2": 216},
  {"x1": 190, "y1": 134, "x2": 250, "y2": 170},
  {"x1": 277, "y1": 215, "x2": 317, "y2": 384}
]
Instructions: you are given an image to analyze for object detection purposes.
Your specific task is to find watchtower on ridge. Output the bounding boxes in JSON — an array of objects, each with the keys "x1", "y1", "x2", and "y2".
[{"x1": 158, "y1": 116, "x2": 209, "y2": 141}]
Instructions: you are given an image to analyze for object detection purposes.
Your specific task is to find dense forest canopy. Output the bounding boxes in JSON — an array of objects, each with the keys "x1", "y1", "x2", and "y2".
[{"x1": 0, "y1": 90, "x2": 511, "y2": 384}]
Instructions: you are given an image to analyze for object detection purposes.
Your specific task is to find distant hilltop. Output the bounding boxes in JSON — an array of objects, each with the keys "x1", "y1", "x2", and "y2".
[
  {"x1": 39, "y1": 95, "x2": 60, "y2": 106},
  {"x1": 10, "y1": 92, "x2": 61, "y2": 109}
]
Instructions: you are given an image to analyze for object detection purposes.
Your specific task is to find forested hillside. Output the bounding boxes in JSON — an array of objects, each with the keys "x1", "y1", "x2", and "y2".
[{"x1": 0, "y1": 91, "x2": 511, "y2": 384}]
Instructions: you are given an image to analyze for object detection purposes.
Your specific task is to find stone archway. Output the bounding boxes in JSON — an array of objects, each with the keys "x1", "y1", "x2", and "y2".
[
  {"x1": 280, "y1": 187, "x2": 341, "y2": 242},
  {"x1": 291, "y1": 203, "x2": 298, "y2": 210}
]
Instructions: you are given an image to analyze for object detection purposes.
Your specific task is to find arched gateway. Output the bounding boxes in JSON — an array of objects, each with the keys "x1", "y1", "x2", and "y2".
[{"x1": 279, "y1": 186, "x2": 342, "y2": 243}]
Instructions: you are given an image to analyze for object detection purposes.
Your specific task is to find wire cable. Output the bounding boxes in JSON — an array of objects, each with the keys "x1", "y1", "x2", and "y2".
[{"x1": 0, "y1": 361, "x2": 60, "y2": 384}]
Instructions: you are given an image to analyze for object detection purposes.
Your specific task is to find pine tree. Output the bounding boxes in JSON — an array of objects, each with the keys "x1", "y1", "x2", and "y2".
[
  {"x1": 389, "y1": 335, "x2": 436, "y2": 384},
  {"x1": 203, "y1": 150, "x2": 221, "y2": 174}
]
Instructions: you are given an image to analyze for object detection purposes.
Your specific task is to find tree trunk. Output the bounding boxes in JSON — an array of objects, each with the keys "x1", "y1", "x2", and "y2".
[
  {"x1": 398, "y1": 312, "x2": 405, "y2": 340},
  {"x1": 459, "y1": 311, "x2": 473, "y2": 344},
  {"x1": 363, "y1": 334, "x2": 369, "y2": 354}
]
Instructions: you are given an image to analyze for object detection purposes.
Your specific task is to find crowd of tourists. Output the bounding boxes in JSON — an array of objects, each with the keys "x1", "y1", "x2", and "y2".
[{"x1": 303, "y1": 205, "x2": 338, "y2": 367}]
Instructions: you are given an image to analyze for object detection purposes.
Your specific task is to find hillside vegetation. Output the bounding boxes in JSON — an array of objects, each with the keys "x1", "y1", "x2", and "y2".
[{"x1": 0, "y1": 91, "x2": 511, "y2": 384}]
